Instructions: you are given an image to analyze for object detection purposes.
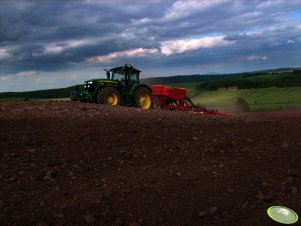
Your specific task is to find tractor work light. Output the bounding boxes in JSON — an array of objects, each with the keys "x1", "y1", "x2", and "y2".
[{"x1": 267, "y1": 206, "x2": 298, "y2": 224}]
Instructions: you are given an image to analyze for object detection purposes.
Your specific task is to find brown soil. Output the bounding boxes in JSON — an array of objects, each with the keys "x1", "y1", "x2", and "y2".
[{"x1": 0, "y1": 102, "x2": 300, "y2": 226}]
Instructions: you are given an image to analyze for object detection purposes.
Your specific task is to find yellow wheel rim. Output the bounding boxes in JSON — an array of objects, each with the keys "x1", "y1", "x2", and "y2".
[
  {"x1": 139, "y1": 93, "x2": 151, "y2": 109},
  {"x1": 107, "y1": 93, "x2": 118, "y2": 105}
]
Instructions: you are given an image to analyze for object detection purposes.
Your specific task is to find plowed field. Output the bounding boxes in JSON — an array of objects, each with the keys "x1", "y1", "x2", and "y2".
[{"x1": 1, "y1": 102, "x2": 300, "y2": 226}]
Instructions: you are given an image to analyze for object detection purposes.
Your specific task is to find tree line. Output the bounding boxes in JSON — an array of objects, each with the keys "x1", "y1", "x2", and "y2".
[{"x1": 197, "y1": 70, "x2": 301, "y2": 91}]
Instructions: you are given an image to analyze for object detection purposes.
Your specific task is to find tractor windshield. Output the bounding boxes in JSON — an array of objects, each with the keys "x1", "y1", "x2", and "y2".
[{"x1": 112, "y1": 70, "x2": 125, "y2": 81}]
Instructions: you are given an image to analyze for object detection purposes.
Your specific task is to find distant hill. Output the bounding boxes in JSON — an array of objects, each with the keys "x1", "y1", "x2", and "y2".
[
  {"x1": 253, "y1": 67, "x2": 301, "y2": 73},
  {"x1": 0, "y1": 85, "x2": 83, "y2": 99},
  {"x1": 0, "y1": 67, "x2": 300, "y2": 99},
  {"x1": 142, "y1": 67, "x2": 301, "y2": 85},
  {"x1": 197, "y1": 69, "x2": 301, "y2": 91}
]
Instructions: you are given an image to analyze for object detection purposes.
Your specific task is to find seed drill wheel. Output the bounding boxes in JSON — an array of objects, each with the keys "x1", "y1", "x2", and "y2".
[
  {"x1": 97, "y1": 87, "x2": 121, "y2": 106},
  {"x1": 134, "y1": 87, "x2": 153, "y2": 109}
]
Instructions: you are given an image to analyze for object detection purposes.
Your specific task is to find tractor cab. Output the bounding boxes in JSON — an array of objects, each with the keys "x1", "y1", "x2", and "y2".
[{"x1": 108, "y1": 64, "x2": 141, "y2": 90}]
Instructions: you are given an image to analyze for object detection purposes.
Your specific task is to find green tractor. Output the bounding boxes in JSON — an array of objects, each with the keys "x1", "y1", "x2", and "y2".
[{"x1": 80, "y1": 64, "x2": 153, "y2": 109}]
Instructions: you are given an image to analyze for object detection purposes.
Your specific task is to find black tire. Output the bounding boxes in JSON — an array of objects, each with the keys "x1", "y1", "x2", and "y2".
[
  {"x1": 134, "y1": 87, "x2": 153, "y2": 109},
  {"x1": 97, "y1": 87, "x2": 121, "y2": 106}
]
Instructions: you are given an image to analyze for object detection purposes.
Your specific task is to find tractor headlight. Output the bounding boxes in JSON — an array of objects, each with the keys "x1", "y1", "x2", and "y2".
[{"x1": 87, "y1": 85, "x2": 90, "y2": 87}]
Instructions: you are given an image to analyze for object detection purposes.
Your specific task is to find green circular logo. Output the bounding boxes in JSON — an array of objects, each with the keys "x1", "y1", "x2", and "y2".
[{"x1": 267, "y1": 206, "x2": 298, "y2": 224}]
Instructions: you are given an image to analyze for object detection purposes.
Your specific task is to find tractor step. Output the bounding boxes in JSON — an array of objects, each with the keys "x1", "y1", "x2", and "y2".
[{"x1": 123, "y1": 94, "x2": 133, "y2": 105}]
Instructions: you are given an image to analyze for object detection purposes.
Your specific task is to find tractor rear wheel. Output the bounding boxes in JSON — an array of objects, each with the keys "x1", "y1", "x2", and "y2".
[
  {"x1": 134, "y1": 87, "x2": 153, "y2": 109},
  {"x1": 97, "y1": 87, "x2": 121, "y2": 106}
]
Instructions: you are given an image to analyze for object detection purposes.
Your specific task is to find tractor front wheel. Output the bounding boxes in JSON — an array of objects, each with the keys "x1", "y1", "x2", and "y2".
[
  {"x1": 134, "y1": 87, "x2": 153, "y2": 109},
  {"x1": 97, "y1": 87, "x2": 121, "y2": 106}
]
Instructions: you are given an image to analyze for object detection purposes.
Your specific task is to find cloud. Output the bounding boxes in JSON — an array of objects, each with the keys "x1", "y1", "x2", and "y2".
[
  {"x1": 0, "y1": 48, "x2": 13, "y2": 60},
  {"x1": 245, "y1": 55, "x2": 268, "y2": 61},
  {"x1": 163, "y1": 0, "x2": 228, "y2": 21},
  {"x1": 86, "y1": 48, "x2": 159, "y2": 63},
  {"x1": 84, "y1": 35, "x2": 234, "y2": 63},
  {"x1": 286, "y1": 39, "x2": 295, "y2": 44},
  {"x1": 0, "y1": 76, "x2": 11, "y2": 81},
  {"x1": 131, "y1": 17, "x2": 153, "y2": 25},
  {"x1": 160, "y1": 36, "x2": 234, "y2": 55},
  {"x1": 39, "y1": 39, "x2": 99, "y2": 56},
  {"x1": 16, "y1": 70, "x2": 38, "y2": 77},
  {"x1": 43, "y1": 45, "x2": 64, "y2": 55},
  {"x1": 1, "y1": 70, "x2": 38, "y2": 80}
]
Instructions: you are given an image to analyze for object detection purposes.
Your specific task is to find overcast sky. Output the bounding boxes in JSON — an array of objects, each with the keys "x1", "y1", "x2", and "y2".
[{"x1": 0, "y1": 0, "x2": 301, "y2": 92}]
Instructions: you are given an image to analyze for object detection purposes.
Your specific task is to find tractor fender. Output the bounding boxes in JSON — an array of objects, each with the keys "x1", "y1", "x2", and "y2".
[{"x1": 94, "y1": 84, "x2": 118, "y2": 97}]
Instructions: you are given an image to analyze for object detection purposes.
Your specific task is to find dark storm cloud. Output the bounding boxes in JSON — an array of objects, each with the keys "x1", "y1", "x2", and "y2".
[
  {"x1": 0, "y1": 1, "x2": 170, "y2": 71},
  {"x1": 0, "y1": 0, "x2": 301, "y2": 91}
]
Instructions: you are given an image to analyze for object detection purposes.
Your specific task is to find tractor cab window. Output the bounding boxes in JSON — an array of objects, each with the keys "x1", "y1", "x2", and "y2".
[
  {"x1": 129, "y1": 70, "x2": 138, "y2": 82},
  {"x1": 112, "y1": 70, "x2": 125, "y2": 81}
]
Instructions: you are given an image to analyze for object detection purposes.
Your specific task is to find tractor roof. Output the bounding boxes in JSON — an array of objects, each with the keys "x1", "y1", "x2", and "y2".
[
  {"x1": 110, "y1": 64, "x2": 141, "y2": 73},
  {"x1": 84, "y1": 65, "x2": 140, "y2": 83},
  {"x1": 84, "y1": 78, "x2": 112, "y2": 83}
]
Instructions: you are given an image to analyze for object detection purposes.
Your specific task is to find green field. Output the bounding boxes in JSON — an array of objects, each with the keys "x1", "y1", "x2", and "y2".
[
  {"x1": 166, "y1": 71, "x2": 301, "y2": 111},
  {"x1": 189, "y1": 87, "x2": 301, "y2": 112}
]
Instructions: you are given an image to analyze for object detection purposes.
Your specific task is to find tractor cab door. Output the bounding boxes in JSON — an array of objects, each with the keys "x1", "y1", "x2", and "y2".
[
  {"x1": 125, "y1": 69, "x2": 139, "y2": 91},
  {"x1": 123, "y1": 69, "x2": 139, "y2": 105}
]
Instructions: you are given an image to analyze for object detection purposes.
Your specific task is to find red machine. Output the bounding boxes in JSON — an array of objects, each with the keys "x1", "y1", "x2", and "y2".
[{"x1": 151, "y1": 85, "x2": 225, "y2": 115}]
